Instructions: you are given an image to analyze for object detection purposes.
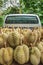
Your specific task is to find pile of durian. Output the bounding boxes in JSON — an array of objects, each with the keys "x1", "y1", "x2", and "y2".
[{"x1": 0, "y1": 27, "x2": 43, "y2": 65}]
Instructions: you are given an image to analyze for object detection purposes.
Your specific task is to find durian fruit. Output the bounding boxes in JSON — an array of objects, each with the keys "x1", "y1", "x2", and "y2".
[
  {"x1": 1, "y1": 28, "x2": 9, "y2": 33},
  {"x1": 0, "y1": 28, "x2": 4, "y2": 47},
  {"x1": 14, "y1": 44, "x2": 29, "y2": 64},
  {"x1": 1, "y1": 27, "x2": 12, "y2": 34},
  {"x1": 19, "y1": 34, "x2": 24, "y2": 45},
  {"x1": 0, "y1": 48, "x2": 4, "y2": 64},
  {"x1": 16, "y1": 27, "x2": 21, "y2": 33},
  {"x1": 16, "y1": 28, "x2": 24, "y2": 41},
  {"x1": 30, "y1": 47, "x2": 41, "y2": 65},
  {"x1": 37, "y1": 42, "x2": 43, "y2": 63},
  {"x1": 37, "y1": 30, "x2": 41, "y2": 41},
  {"x1": 38, "y1": 27, "x2": 43, "y2": 39},
  {"x1": 23, "y1": 29, "x2": 35, "y2": 46},
  {"x1": 0, "y1": 32, "x2": 9, "y2": 47},
  {"x1": 22, "y1": 29, "x2": 32, "y2": 35},
  {"x1": 0, "y1": 35, "x2": 4, "y2": 47},
  {"x1": 7, "y1": 30, "x2": 20, "y2": 47},
  {"x1": 32, "y1": 29, "x2": 41, "y2": 45},
  {"x1": 2, "y1": 32, "x2": 9, "y2": 41},
  {"x1": 0, "y1": 47, "x2": 13, "y2": 65},
  {"x1": 0, "y1": 27, "x2": 2, "y2": 33},
  {"x1": 22, "y1": 29, "x2": 32, "y2": 42},
  {"x1": 32, "y1": 30, "x2": 38, "y2": 43}
]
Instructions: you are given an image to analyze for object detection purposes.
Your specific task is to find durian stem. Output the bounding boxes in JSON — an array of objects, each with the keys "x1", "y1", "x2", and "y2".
[
  {"x1": 6, "y1": 25, "x2": 8, "y2": 28},
  {"x1": 12, "y1": 26, "x2": 14, "y2": 31},
  {"x1": 30, "y1": 43, "x2": 33, "y2": 47},
  {"x1": 20, "y1": 34, "x2": 22, "y2": 45},
  {"x1": 4, "y1": 42, "x2": 7, "y2": 48},
  {"x1": 34, "y1": 40, "x2": 36, "y2": 46},
  {"x1": 20, "y1": 27, "x2": 23, "y2": 45},
  {"x1": 20, "y1": 27, "x2": 22, "y2": 31},
  {"x1": 39, "y1": 38, "x2": 40, "y2": 42},
  {"x1": 17, "y1": 27, "x2": 20, "y2": 33}
]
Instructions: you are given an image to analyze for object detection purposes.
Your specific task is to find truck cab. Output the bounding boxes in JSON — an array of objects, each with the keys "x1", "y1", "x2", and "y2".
[{"x1": 4, "y1": 14, "x2": 41, "y2": 28}]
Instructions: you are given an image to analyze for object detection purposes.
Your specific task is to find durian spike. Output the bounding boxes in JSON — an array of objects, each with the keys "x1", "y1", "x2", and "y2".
[
  {"x1": 30, "y1": 43, "x2": 33, "y2": 52},
  {"x1": 5, "y1": 25, "x2": 9, "y2": 28},
  {"x1": 17, "y1": 27, "x2": 20, "y2": 33},
  {"x1": 5, "y1": 25, "x2": 9, "y2": 32},
  {"x1": 20, "y1": 37, "x2": 23, "y2": 45},
  {"x1": 4, "y1": 42, "x2": 7, "y2": 48},
  {"x1": 33, "y1": 27, "x2": 38, "y2": 30},
  {"x1": 32, "y1": 32, "x2": 36, "y2": 46},
  {"x1": 12, "y1": 26, "x2": 15, "y2": 31},
  {"x1": 38, "y1": 26, "x2": 42, "y2": 30},
  {"x1": 30, "y1": 43, "x2": 33, "y2": 47},
  {"x1": 6, "y1": 25, "x2": 9, "y2": 28},
  {"x1": 20, "y1": 27, "x2": 22, "y2": 34},
  {"x1": 16, "y1": 27, "x2": 22, "y2": 33},
  {"x1": 38, "y1": 32, "x2": 41, "y2": 42},
  {"x1": 33, "y1": 39, "x2": 36, "y2": 46},
  {"x1": 20, "y1": 27, "x2": 23, "y2": 45}
]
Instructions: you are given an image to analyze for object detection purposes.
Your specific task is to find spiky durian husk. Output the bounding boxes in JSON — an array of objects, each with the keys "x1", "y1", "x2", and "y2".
[
  {"x1": 0, "y1": 37, "x2": 4, "y2": 47},
  {"x1": 0, "y1": 33, "x2": 4, "y2": 47},
  {"x1": 0, "y1": 47, "x2": 13, "y2": 65},
  {"x1": 14, "y1": 44, "x2": 29, "y2": 64},
  {"x1": 32, "y1": 29, "x2": 41, "y2": 46},
  {"x1": 30, "y1": 47, "x2": 41, "y2": 65},
  {"x1": 23, "y1": 29, "x2": 35, "y2": 46},
  {"x1": 38, "y1": 27, "x2": 43, "y2": 39},
  {"x1": 7, "y1": 30, "x2": 20, "y2": 47},
  {"x1": 37, "y1": 42, "x2": 43, "y2": 63}
]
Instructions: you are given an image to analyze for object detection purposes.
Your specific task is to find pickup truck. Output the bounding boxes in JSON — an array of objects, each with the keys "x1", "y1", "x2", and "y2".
[{"x1": 3, "y1": 14, "x2": 41, "y2": 28}]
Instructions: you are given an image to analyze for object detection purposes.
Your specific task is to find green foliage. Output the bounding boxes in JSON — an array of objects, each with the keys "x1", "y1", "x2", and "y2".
[
  {"x1": 2, "y1": 0, "x2": 43, "y2": 16},
  {"x1": 7, "y1": 7, "x2": 20, "y2": 14},
  {"x1": 0, "y1": 0, "x2": 3, "y2": 7},
  {"x1": 3, "y1": 6, "x2": 20, "y2": 15},
  {"x1": 20, "y1": 0, "x2": 43, "y2": 16},
  {"x1": 0, "y1": 16, "x2": 3, "y2": 27}
]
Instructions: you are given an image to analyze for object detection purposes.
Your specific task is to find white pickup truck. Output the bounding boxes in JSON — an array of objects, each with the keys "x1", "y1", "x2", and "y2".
[{"x1": 3, "y1": 14, "x2": 41, "y2": 28}]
